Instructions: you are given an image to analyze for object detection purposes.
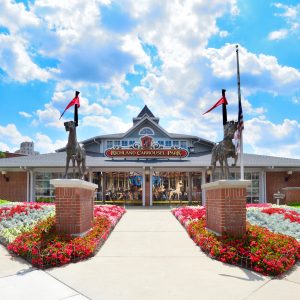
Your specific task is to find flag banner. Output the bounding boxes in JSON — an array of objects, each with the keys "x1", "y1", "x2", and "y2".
[
  {"x1": 237, "y1": 96, "x2": 244, "y2": 131},
  {"x1": 59, "y1": 93, "x2": 80, "y2": 119},
  {"x1": 203, "y1": 96, "x2": 228, "y2": 115},
  {"x1": 234, "y1": 96, "x2": 244, "y2": 154},
  {"x1": 234, "y1": 129, "x2": 241, "y2": 154}
]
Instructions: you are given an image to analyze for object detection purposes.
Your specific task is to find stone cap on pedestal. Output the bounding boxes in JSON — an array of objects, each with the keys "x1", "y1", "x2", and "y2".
[
  {"x1": 202, "y1": 180, "x2": 251, "y2": 191},
  {"x1": 50, "y1": 179, "x2": 98, "y2": 191}
]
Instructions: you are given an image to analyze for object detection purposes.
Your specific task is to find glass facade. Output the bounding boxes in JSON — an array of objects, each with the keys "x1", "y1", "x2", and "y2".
[{"x1": 35, "y1": 172, "x2": 63, "y2": 202}]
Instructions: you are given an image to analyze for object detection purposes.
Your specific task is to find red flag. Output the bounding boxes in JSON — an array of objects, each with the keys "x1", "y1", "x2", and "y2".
[
  {"x1": 59, "y1": 92, "x2": 80, "y2": 119},
  {"x1": 203, "y1": 96, "x2": 228, "y2": 115}
]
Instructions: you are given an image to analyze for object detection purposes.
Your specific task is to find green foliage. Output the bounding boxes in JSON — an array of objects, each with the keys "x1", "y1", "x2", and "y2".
[
  {"x1": 288, "y1": 202, "x2": 300, "y2": 208},
  {"x1": 0, "y1": 200, "x2": 10, "y2": 204},
  {"x1": 36, "y1": 197, "x2": 54, "y2": 203},
  {"x1": 0, "y1": 151, "x2": 6, "y2": 158}
]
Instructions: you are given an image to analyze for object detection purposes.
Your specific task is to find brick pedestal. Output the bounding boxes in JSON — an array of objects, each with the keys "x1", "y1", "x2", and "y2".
[
  {"x1": 50, "y1": 179, "x2": 97, "y2": 236},
  {"x1": 202, "y1": 180, "x2": 251, "y2": 237}
]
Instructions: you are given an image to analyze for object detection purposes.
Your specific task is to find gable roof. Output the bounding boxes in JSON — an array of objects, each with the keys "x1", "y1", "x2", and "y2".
[
  {"x1": 123, "y1": 115, "x2": 170, "y2": 138},
  {"x1": 137, "y1": 105, "x2": 155, "y2": 118}
]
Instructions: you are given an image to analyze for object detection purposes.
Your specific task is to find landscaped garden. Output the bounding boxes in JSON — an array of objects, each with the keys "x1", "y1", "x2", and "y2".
[
  {"x1": 172, "y1": 204, "x2": 300, "y2": 276},
  {"x1": 0, "y1": 202, "x2": 125, "y2": 268}
]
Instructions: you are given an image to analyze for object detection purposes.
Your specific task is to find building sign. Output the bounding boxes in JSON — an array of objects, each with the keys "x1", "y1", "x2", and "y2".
[{"x1": 105, "y1": 136, "x2": 189, "y2": 159}]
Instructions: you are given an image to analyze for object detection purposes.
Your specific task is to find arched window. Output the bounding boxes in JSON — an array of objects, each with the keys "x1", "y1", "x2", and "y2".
[{"x1": 139, "y1": 127, "x2": 154, "y2": 135}]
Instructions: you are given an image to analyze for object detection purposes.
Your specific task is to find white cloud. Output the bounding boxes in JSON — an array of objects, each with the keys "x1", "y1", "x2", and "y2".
[
  {"x1": 32, "y1": 87, "x2": 112, "y2": 128},
  {"x1": 268, "y1": 29, "x2": 288, "y2": 40},
  {"x1": 292, "y1": 96, "x2": 300, "y2": 104},
  {"x1": 126, "y1": 105, "x2": 140, "y2": 115},
  {"x1": 81, "y1": 115, "x2": 131, "y2": 134},
  {"x1": 34, "y1": 133, "x2": 66, "y2": 153},
  {"x1": 268, "y1": 3, "x2": 300, "y2": 40},
  {"x1": 0, "y1": 0, "x2": 39, "y2": 33},
  {"x1": 0, "y1": 35, "x2": 51, "y2": 82},
  {"x1": 204, "y1": 43, "x2": 300, "y2": 94},
  {"x1": 19, "y1": 112, "x2": 32, "y2": 118},
  {"x1": 245, "y1": 117, "x2": 300, "y2": 158},
  {"x1": 219, "y1": 30, "x2": 229, "y2": 38},
  {"x1": 0, "y1": 124, "x2": 32, "y2": 150},
  {"x1": 0, "y1": 142, "x2": 10, "y2": 152}
]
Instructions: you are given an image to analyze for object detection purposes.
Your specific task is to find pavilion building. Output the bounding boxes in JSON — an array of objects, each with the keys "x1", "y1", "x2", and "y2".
[{"x1": 0, "y1": 106, "x2": 300, "y2": 206}]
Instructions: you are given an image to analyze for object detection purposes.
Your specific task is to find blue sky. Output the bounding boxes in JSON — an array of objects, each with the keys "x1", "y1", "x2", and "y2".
[{"x1": 1, "y1": 0, "x2": 300, "y2": 157}]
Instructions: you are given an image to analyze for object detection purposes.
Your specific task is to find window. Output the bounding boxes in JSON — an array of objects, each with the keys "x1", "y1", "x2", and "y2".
[
  {"x1": 35, "y1": 172, "x2": 63, "y2": 202},
  {"x1": 158, "y1": 140, "x2": 164, "y2": 146},
  {"x1": 121, "y1": 140, "x2": 128, "y2": 147},
  {"x1": 173, "y1": 141, "x2": 179, "y2": 147},
  {"x1": 139, "y1": 127, "x2": 154, "y2": 135},
  {"x1": 165, "y1": 141, "x2": 172, "y2": 147},
  {"x1": 114, "y1": 140, "x2": 120, "y2": 146},
  {"x1": 180, "y1": 141, "x2": 187, "y2": 149},
  {"x1": 129, "y1": 140, "x2": 135, "y2": 145},
  {"x1": 107, "y1": 141, "x2": 113, "y2": 148}
]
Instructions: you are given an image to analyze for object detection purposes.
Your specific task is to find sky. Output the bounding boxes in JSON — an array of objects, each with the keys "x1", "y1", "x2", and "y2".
[{"x1": 1, "y1": 0, "x2": 300, "y2": 157}]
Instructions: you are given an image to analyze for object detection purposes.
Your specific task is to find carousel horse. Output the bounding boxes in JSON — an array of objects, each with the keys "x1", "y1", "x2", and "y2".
[
  {"x1": 64, "y1": 121, "x2": 86, "y2": 179},
  {"x1": 169, "y1": 181, "x2": 184, "y2": 200},
  {"x1": 211, "y1": 121, "x2": 238, "y2": 180}
]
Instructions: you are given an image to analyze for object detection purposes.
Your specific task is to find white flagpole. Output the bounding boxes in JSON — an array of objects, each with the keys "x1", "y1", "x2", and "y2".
[{"x1": 236, "y1": 45, "x2": 244, "y2": 180}]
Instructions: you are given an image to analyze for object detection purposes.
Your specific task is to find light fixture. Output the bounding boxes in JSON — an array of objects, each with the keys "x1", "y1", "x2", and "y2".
[
  {"x1": 1, "y1": 171, "x2": 9, "y2": 182},
  {"x1": 285, "y1": 171, "x2": 293, "y2": 182}
]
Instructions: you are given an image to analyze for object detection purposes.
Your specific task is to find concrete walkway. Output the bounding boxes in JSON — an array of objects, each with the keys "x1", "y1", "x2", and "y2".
[{"x1": 0, "y1": 208, "x2": 300, "y2": 299}]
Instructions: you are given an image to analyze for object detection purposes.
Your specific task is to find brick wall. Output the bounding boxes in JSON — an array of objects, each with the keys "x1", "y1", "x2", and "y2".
[
  {"x1": 266, "y1": 172, "x2": 300, "y2": 203},
  {"x1": 0, "y1": 171, "x2": 27, "y2": 202},
  {"x1": 206, "y1": 187, "x2": 246, "y2": 237},
  {"x1": 55, "y1": 187, "x2": 94, "y2": 235}
]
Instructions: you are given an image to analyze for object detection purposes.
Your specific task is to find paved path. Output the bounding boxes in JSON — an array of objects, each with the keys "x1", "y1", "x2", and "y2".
[{"x1": 0, "y1": 208, "x2": 300, "y2": 299}]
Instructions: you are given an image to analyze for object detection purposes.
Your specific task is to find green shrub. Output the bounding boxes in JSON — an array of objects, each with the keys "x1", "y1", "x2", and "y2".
[
  {"x1": 0, "y1": 199, "x2": 10, "y2": 204},
  {"x1": 288, "y1": 202, "x2": 300, "y2": 208},
  {"x1": 36, "y1": 197, "x2": 54, "y2": 203}
]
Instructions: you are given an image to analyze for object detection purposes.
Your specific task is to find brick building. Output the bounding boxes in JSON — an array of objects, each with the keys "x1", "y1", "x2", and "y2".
[{"x1": 0, "y1": 106, "x2": 299, "y2": 205}]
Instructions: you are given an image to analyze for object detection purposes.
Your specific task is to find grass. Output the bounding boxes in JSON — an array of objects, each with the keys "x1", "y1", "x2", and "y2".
[{"x1": 0, "y1": 199, "x2": 10, "y2": 204}]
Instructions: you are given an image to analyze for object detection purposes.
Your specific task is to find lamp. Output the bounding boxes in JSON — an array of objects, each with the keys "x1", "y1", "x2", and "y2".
[
  {"x1": 1, "y1": 171, "x2": 9, "y2": 182},
  {"x1": 285, "y1": 171, "x2": 293, "y2": 182}
]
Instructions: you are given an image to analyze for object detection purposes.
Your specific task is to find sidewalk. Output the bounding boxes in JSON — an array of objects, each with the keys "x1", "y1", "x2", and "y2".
[{"x1": 1, "y1": 209, "x2": 300, "y2": 299}]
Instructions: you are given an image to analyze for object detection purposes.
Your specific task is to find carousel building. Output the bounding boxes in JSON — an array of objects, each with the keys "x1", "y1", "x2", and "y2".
[{"x1": 1, "y1": 105, "x2": 300, "y2": 206}]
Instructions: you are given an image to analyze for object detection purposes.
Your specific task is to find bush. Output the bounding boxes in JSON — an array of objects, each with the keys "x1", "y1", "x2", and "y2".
[
  {"x1": 288, "y1": 202, "x2": 300, "y2": 208},
  {"x1": 36, "y1": 197, "x2": 54, "y2": 203},
  {"x1": 0, "y1": 199, "x2": 10, "y2": 204}
]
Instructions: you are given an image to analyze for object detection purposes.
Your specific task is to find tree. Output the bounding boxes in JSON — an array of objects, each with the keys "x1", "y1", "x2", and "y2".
[{"x1": 0, "y1": 151, "x2": 6, "y2": 158}]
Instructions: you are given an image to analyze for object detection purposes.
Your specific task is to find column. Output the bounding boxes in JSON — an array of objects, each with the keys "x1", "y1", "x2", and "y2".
[
  {"x1": 202, "y1": 180, "x2": 250, "y2": 237},
  {"x1": 188, "y1": 172, "x2": 192, "y2": 205},
  {"x1": 102, "y1": 172, "x2": 106, "y2": 203},
  {"x1": 144, "y1": 167, "x2": 151, "y2": 206},
  {"x1": 201, "y1": 170, "x2": 206, "y2": 206},
  {"x1": 30, "y1": 170, "x2": 34, "y2": 202},
  {"x1": 50, "y1": 179, "x2": 97, "y2": 236}
]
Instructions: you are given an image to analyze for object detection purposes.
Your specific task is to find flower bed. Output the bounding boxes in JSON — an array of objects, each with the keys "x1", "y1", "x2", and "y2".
[
  {"x1": 0, "y1": 203, "x2": 55, "y2": 245},
  {"x1": 172, "y1": 206, "x2": 300, "y2": 276},
  {"x1": 1, "y1": 203, "x2": 125, "y2": 268}
]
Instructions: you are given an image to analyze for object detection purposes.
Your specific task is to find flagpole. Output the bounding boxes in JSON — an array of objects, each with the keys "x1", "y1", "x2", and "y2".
[{"x1": 236, "y1": 45, "x2": 244, "y2": 180}]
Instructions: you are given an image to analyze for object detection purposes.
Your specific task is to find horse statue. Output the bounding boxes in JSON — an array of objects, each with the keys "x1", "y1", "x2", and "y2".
[
  {"x1": 211, "y1": 121, "x2": 238, "y2": 180},
  {"x1": 64, "y1": 121, "x2": 86, "y2": 179}
]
